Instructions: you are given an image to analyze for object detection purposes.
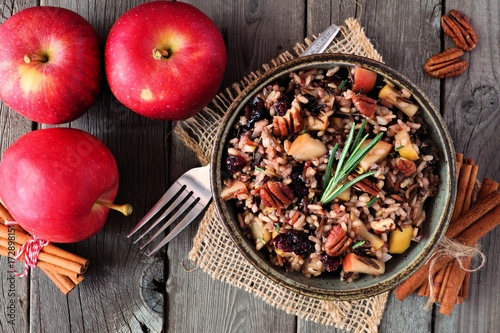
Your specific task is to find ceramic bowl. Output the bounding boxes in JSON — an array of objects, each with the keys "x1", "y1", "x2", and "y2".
[{"x1": 210, "y1": 53, "x2": 456, "y2": 300}]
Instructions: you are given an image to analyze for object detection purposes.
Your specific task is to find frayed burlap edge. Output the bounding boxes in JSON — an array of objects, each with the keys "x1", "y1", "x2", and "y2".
[{"x1": 175, "y1": 18, "x2": 388, "y2": 333}]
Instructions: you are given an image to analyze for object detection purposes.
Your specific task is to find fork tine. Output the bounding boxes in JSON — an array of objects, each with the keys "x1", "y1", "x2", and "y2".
[
  {"x1": 139, "y1": 195, "x2": 198, "y2": 249},
  {"x1": 133, "y1": 189, "x2": 192, "y2": 244},
  {"x1": 127, "y1": 182, "x2": 184, "y2": 237},
  {"x1": 146, "y1": 199, "x2": 205, "y2": 256}
]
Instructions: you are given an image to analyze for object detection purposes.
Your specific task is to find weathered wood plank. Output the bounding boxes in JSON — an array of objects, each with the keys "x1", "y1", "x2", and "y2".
[
  {"x1": 0, "y1": 1, "x2": 37, "y2": 332},
  {"x1": 437, "y1": 0, "x2": 500, "y2": 332},
  {"x1": 165, "y1": 1, "x2": 304, "y2": 332}
]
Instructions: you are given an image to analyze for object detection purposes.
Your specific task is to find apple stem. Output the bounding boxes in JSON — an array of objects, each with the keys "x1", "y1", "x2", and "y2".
[
  {"x1": 24, "y1": 54, "x2": 48, "y2": 64},
  {"x1": 96, "y1": 201, "x2": 133, "y2": 216},
  {"x1": 152, "y1": 48, "x2": 170, "y2": 60}
]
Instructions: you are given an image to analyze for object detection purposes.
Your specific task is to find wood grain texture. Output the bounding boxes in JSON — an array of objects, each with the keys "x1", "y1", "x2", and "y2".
[
  {"x1": 437, "y1": 0, "x2": 500, "y2": 332},
  {"x1": 0, "y1": 2, "x2": 36, "y2": 333}
]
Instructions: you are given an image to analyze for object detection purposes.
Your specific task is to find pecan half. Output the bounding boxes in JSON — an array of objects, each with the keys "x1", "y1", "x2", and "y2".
[
  {"x1": 259, "y1": 181, "x2": 295, "y2": 208},
  {"x1": 324, "y1": 225, "x2": 353, "y2": 257},
  {"x1": 395, "y1": 157, "x2": 417, "y2": 176},
  {"x1": 272, "y1": 107, "x2": 303, "y2": 136},
  {"x1": 423, "y1": 47, "x2": 468, "y2": 79},
  {"x1": 442, "y1": 10, "x2": 478, "y2": 51},
  {"x1": 348, "y1": 173, "x2": 381, "y2": 196},
  {"x1": 352, "y1": 94, "x2": 377, "y2": 118}
]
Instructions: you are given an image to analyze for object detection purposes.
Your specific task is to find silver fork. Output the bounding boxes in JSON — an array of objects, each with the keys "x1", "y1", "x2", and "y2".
[
  {"x1": 127, "y1": 164, "x2": 211, "y2": 255},
  {"x1": 128, "y1": 23, "x2": 340, "y2": 255}
]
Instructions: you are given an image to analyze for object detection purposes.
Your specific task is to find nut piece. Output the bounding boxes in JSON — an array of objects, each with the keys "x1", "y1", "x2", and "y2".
[
  {"x1": 272, "y1": 107, "x2": 303, "y2": 136},
  {"x1": 324, "y1": 225, "x2": 353, "y2": 257},
  {"x1": 348, "y1": 173, "x2": 381, "y2": 196},
  {"x1": 441, "y1": 10, "x2": 478, "y2": 51},
  {"x1": 352, "y1": 94, "x2": 377, "y2": 118},
  {"x1": 395, "y1": 157, "x2": 417, "y2": 176},
  {"x1": 423, "y1": 47, "x2": 468, "y2": 79},
  {"x1": 259, "y1": 181, "x2": 295, "y2": 208}
]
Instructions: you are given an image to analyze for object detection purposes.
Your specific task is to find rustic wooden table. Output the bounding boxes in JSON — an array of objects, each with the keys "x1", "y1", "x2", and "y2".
[{"x1": 1, "y1": 0, "x2": 499, "y2": 332}]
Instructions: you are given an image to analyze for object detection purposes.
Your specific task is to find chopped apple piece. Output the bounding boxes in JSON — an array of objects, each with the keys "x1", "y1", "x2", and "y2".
[
  {"x1": 352, "y1": 218, "x2": 385, "y2": 250},
  {"x1": 343, "y1": 253, "x2": 385, "y2": 275},
  {"x1": 357, "y1": 140, "x2": 392, "y2": 173},
  {"x1": 398, "y1": 144, "x2": 419, "y2": 161},
  {"x1": 352, "y1": 67, "x2": 378, "y2": 93},
  {"x1": 388, "y1": 226, "x2": 413, "y2": 254},
  {"x1": 394, "y1": 130, "x2": 411, "y2": 147},
  {"x1": 378, "y1": 84, "x2": 397, "y2": 100},
  {"x1": 243, "y1": 140, "x2": 257, "y2": 153},
  {"x1": 287, "y1": 133, "x2": 327, "y2": 161},
  {"x1": 250, "y1": 218, "x2": 272, "y2": 250},
  {"x1": 303, "y1": 111, "x2": 329, "y2": 131},
  {"x1": 336, "y1": 186, "x2": 351, "y2": 202},
  {"x1": 220, "y1": 180, "x2": 247, "y2": 200},
  {"x1": 378, "y1": 84, "x2": 419, "y2": 117}
]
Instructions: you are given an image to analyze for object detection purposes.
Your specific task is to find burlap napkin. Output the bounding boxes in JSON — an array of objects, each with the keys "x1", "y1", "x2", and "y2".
[{"x1": 175, "y1": 18, "x2": 388, "y2": 333}]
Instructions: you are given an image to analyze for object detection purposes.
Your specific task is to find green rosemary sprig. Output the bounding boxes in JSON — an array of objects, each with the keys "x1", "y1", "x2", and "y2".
[
  {"x1": 337, "y1": 79, "x2": 347, "y2": 91},
  {"x1": 320, "y1": 121, "x2": 383, "y2": 205}
]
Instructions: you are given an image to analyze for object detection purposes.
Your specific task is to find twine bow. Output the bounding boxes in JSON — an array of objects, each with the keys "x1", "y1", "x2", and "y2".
[
  {"x1": 425, "y1": 236, "x2": 486, "y2": 308},
  {"x1": 13, "y1": 235, "x2": 49, "y2": 277}
]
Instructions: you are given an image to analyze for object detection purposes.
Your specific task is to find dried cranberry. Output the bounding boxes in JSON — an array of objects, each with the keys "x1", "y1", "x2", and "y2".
[
  {"x1": 244, "y1": 97, "x2": 266, "y2": 129},
  {"x1": 318, "y1": 253, "x2": 341, "y2": 272},
  {"x1": 226, "y1": 154, "x2": 247, "y2": 174},
  {"x1": 288, "y1": 166, "x2": 309, "y2": 197},
  {"x1": 273, "y1": 100, "x2": 289, "y2": 116},
  {"x1": 273, "y1": 231, "x2": 314, "y2": 256}
]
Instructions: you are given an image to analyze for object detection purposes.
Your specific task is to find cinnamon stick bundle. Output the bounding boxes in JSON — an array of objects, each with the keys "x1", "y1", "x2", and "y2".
[
  {"x1": 0, "y1": 204, "x2": 88, "y2": 294},
  {"x1": 393, "y1": 154, "x2": 500, "y2": 315}
]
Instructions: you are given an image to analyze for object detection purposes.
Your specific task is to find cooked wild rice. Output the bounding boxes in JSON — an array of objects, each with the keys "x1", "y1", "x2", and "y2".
[{"x1": 221, "y1": 65, "x2": 439, "y2": 281}]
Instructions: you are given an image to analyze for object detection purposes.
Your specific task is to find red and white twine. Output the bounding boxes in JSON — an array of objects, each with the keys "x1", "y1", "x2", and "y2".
[{"x1": 13, "y1": 235, "x2": 49, "y2": 277}]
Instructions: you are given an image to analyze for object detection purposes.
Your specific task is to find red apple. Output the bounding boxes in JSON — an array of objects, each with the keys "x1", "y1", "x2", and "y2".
[
  {"x1": 0, "y1": 6, "x2": 101, "y2": 124},
  {"x1": 352, "y1": 67, "x2": 377, "y2": 93},
  {"x1": 0, "y1": 128, "x2": 126, "y2": 243},
  {"x1": 105, "y1": 1, "x2": 227, "y2": 120}
]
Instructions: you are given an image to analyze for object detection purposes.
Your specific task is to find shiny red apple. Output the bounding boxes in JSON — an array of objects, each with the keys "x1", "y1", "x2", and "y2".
[
  {"x1": 352, "y1": 67, "x2": 377, "y2": 93},
  {"x1": 0, "y1": 128, "x2": 124, "y2": 243},
  {"x1": 0, "y1": 6, "x2": 101, "y2": 124},
  {"x1": 105, "y1": 1, "x2": 227, "y2": 120}
]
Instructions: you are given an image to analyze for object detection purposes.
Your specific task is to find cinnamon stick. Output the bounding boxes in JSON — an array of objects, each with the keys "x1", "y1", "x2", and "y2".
[
  {"x1": 437, "y1": 263, "x2": 453, "y2": 303},
  {"x1": 445, "y1": 191, "x2": 500, "y2": 238},
  {"x1": 40, "y1": 267, "x2": 75, "y2": 295},
  {"x1": 459, "y1": 262, "x2": 471, "y2": 300},
  {"x1": 416, "y1": 281, "x2": 428, "y2": 296},
  {"x1": 0, "y1": 239, "x2": 82, "y2": 280},
  {"x1": 430, "y1": 264, "x2": 447, "y2": 301},
  {"x1": 451, "y1": 164, "x2": 473, "y2": 221},
  {"x1": 393, "y1": 199, "x2": 500, "y2": 300},
  {"x1": 462, "y1": 164, "x2": 478, "y2": 214},
  {"x1": 440, "y1": 258, "x2": 470, "y2": 315},
  {"x1": 477, "y1": 178, "x2": 499, "y2": 202},
  {"x1": 456, "y1": 178, "x2": 498, "y2": 303},
  {"x1": 0, "y1": 224, "x2": 89, "y2": 270},
  {"x1": 0, "y1": 236, "x2": 85, "y2": 274},
  {"x1": 0, "y1": 245, "x2": 74, "y2": 294}
]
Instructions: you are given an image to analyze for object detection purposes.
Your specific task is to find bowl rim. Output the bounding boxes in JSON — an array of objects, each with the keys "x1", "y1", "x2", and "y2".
[{"x1": 210, "y1": 53, "x2": 457, "y2": 301}]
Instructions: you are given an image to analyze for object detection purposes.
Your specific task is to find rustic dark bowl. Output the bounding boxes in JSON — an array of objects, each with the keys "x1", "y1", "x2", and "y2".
[{"x1": 211, "y1": 54, "x2": 456, "y2": 301}]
